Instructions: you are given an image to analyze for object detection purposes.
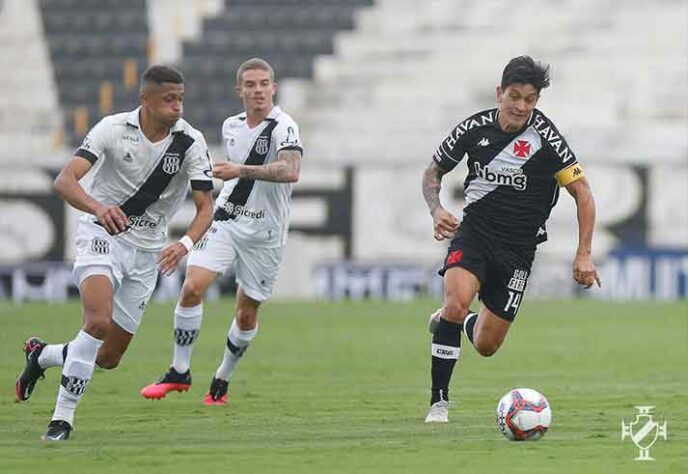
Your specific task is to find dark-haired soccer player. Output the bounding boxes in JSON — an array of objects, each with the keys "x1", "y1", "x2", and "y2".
[
  {"x1": 15, "y1": 65, "x2": 214, "y2": 440},
  {"x1": 422, "y1": 56, "x2": 600, "y2": 422}
]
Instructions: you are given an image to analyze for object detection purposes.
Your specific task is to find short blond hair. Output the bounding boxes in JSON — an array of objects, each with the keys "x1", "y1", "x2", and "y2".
[{"x1": 236, "y1": 57, "x2": 275, "y2": 84}]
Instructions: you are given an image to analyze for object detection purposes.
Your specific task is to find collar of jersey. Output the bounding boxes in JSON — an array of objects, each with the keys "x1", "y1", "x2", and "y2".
[
  {"x1": 238, "y1": 105, "x2": 281, "y2": 123},
  {"x1": 125, "y1": 107, "x2": 185, "y2": 133}
]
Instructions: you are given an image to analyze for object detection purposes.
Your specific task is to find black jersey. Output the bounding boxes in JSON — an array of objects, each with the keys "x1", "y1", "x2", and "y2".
[{"x1": 433, "y1": 108, "x2": 584, "y2": 247}]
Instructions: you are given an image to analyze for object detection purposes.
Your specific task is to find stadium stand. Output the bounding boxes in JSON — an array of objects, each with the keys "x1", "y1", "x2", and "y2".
[
  {"x1": 38, "y1": 0, "x2": 149, "y2": 145},
  {"x1": 179, "y1": 0, "x2": 373, "y2": 142},
  {"x1": 0, "y1": 0, "x2": 63, "y2": 165}
]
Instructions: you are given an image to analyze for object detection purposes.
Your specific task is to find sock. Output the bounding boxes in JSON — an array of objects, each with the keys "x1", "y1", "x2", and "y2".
[
  {"x1": 215, "y1": 319, "x2": 257, "y2": 382},
  {"x1": 463, "y1": 312, "x2": 479, "y2": 345},
  {"x1": 52, "y1": 330, "x2": 103, "y2": 425},
  {"x1": 38, "y1": 344, "x2": 68, "y2": 369},
  {"x1": 431, "y1": 318, "x2": 462, "y2": 405},
  {"x1": 171, "y1": 303, "x2": 203, "y2": 373}
]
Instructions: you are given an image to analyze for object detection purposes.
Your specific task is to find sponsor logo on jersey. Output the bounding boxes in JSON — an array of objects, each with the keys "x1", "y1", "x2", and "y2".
[
  {"x1": 222, "y1": 201, "x2": 265, "y2": 219},
  {"x1": 513, "y1": 140, "x2": 532, "y2": 158},
  {"x1": 127, "y1": 215, "x2": 158, "y2": 230},
  {"x1": 474, "y1": 162, "x2": 527, "y2": 191},
  {"x1": 477, "y1": 137, "x2": 490, "y2": 147},
  {"x1": 122, "y1": 134, "x2": 139, "y2": 144},
  {"x1": 256, "y1": 137, "x2": 269, "y2": 155},
  {"x1": 533, "y1": 114, "x2": 575, "y2": 163},
  {"x1": 123, "y1": 152, "x2": 133, "y2": 162},
  {"x1": 162, "y1": 153, "x2": 181, "y2": 174},
  {"x1": 280, "y1": 126, "x2": 298, "y2": 146},
  {"x1": 445, "y1": 110, "x2": 495, "y2": 151}
]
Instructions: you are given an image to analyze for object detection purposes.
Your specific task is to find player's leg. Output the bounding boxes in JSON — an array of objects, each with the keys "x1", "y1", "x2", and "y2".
[
  {"x1": 205, "y1": 244, "x2": 281, "y2": 405},
  {"x1": 141, "y1": 226, "x2": 230, "y2": 400},
  {"x1": 462, "y1": 248, "x2": 532, "y2": 356},
  {"x1": 140, "y1": 265, "x2": 218, "y2": 399},
  {"x1": 43, "y1": 269, "x2": 115, "y2": 440},
  {"x1": 425, "y1": 266, "x2": 480, "y2": 423}
]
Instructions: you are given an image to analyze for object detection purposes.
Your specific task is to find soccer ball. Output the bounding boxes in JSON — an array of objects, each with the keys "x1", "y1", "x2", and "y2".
[{"x1": 496, "y1": 388, "x2": 552, "y2": 441}]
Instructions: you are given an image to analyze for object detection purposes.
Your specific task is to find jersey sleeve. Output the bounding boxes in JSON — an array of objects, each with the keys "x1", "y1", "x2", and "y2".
[
  {"x1": 432, "y1": 121, "x2": 471, "y2": 172},
  {"x1": 75, "y1": 117, "x2": 111, "y2": 163},
  {"x1": 186, "y1": 133, "x2": 214, "y2": 191},
  {"x1": 536, "y1": 115, "x2": 585, "y2": 186},
  {"x1": 273, "y1": 117, "x2": 302, "y2": 155}
]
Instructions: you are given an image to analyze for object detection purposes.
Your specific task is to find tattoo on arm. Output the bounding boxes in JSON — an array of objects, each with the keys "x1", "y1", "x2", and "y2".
[
  {"x1": 239, "y1": 149, "x2": 301, "y2": 182},
  {"x1": 422, "y1": 162, "x2": 446, "y2": 214}
]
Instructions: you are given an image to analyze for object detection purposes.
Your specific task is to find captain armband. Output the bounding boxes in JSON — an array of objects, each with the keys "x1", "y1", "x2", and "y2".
[{"x1": 555, "y1": 163, "x2": 585, "y2": 186}]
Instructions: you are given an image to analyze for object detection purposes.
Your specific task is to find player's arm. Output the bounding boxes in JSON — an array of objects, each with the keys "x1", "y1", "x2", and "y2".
[
  {"x1": 213, "y1": 149, "x2": 301, "y2": 183},
  {"x1": 54, "y1": 156, "x2": 128, "y2": 234},
  {"x1": 563, "y1": 174, "x2": 601, "y2": 288},
  {"x1": 157, "y1": 188, "x2": 213, "y2": 276},
  {"x1": 422, "y1": 161, "x2": 459, "y2": 241}
]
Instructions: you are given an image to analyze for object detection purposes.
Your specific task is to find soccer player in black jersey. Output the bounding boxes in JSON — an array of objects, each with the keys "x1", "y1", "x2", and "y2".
[{"x1": 421, "y1": 56, "x2": 600, "y2": 423}]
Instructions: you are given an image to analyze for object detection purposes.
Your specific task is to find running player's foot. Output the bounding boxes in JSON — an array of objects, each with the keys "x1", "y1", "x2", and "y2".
[
  {"x1": 41, "y1": 420, "x2": 72, "y2": 441},
  {"x1": 428, "y1": 308, "x2": 442, "y2": 334},
  {"x1": 140, "y1": 367, "x2": 191, "y2": 400},
  {"x1": 16, "y1": 337, "x2": 47, "y2": 402},
  {"x1": 425, "y1": 400, "x2": 450, "y2": 423},
  {"x1": 203, "y1": 377, "x2": 228, "y2": 406}
]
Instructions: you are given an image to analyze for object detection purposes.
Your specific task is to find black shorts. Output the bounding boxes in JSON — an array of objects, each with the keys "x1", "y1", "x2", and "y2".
[{"x1": 439, "y1": 225, "x2": 535, "y2": 322}]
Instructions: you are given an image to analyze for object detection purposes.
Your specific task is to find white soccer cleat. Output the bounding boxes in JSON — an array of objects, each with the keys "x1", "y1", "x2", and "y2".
[
  {"x1": 428, "y1": 308, "x2": 442, "y2": 334},
  {"x1": 425, "y1": 400, "x2": 450, "y2": 423}
]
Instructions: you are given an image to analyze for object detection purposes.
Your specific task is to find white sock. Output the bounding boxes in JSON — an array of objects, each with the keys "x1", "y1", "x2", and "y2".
[
  {"x1": 215, "y1": 319, "x2": 257, "y2": 381},
  {"x1": 38, "y1": 344, "x2": 67, "y2": 369},
  {"x1": 171, "y1": 303, "x2": 202, "y2": 374},
  {"x1": 52, "y1": 330, "x2": 103, "y2": 426}
]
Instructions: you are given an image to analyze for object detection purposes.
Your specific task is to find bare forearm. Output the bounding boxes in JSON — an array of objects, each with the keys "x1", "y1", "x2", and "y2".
[
  {"x1": 238, "y1": 162, "x2": 297, "y2": 182},
  {"x1": 422, "y1": 162, "x2": 445, "y2": 214},
  {"x1": 54, "y1": 174, "x2": 103, "y2": 215},
  {"x1": 184, "y1": 192, "x2": 214, "y2": 243},
  {"x1": 575, "y1": 188, "x2": 595, "y2": 256}
]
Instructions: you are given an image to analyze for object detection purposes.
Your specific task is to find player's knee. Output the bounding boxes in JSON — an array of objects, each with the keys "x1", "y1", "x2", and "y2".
[
  {"x1": 96, "y1": 352, "x2": 122, "y2": 370},
  {"x1": 235, "y1": 307, "x2": 258, "y2": 330},
  {"x1": 442, "y1": 302, "x2": 471, "y2": 323},
  {"x1": 474, "y1": 339, "x2": 500, "y2": 357},
  {"x1": 181, "y1": 279, "x2": 206, "y2": 305},
  {"x1": 83, "y1": 317, "x2": 111, "y2": 340}
]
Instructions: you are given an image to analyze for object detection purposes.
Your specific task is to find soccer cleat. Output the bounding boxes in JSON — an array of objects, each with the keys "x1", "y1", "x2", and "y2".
[
  {"x1": 425, "y1": 400, "x2": 450, "y2": 423},
  {"x1": 428, "y1": 308, "x2": 442, "y2": 334},
  {"x1": 41, "y1": 420, "x2": 73, "y2": 441},
  {"x1": 16, "y1": 337, "x2": 47, "y2": 402},
  {"x1": 140, "y1": 367, "x2": 191, "y2": 400},
  {"x1": 203, "y1": 377, "x2": 229, "y2": 406}
]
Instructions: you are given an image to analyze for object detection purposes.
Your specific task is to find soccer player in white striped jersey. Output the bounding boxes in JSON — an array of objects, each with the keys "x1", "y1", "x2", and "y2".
[
  {"x1": 15, "y1": 65, "x2": 214, "y2": 441},
  {"x1": 140, "y1": 58, "x2": 303, "y2": 406}
]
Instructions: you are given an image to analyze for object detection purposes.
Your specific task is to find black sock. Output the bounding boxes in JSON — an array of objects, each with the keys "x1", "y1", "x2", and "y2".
[
  {"x1": 430, "y1": 318, "x2": 462, "y2": 405},
  {"x1": 464, "y1": 312, "x2": 478, "y2": 345}
]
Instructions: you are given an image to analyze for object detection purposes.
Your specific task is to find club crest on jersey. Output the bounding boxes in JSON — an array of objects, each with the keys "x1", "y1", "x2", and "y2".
[
  {"x1": 91, "y1": 237, "x2": 110, "y2": 255},
  {"x1": 513, "y1": 140, "x2": 531, "y2": 158},
  {"x1": 162, "y1": 153, "x2": 181, "y2": 174},
  {"x1": 256, "y1": 137, "x2": 269, "y2": 155}
]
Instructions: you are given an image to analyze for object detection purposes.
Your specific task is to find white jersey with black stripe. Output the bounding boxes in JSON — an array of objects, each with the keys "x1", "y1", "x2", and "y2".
[
  {"x1": 75, "y1": 108, "x2": 213, "y2": 251},
  {"x1": 215, "y1": 106, "x2": 302, "y2": 247}
]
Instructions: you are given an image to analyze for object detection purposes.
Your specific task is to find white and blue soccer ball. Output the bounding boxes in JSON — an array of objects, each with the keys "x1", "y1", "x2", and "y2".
[{"x1": 496, "y1": 388, "x2": 552, "y2": 441}]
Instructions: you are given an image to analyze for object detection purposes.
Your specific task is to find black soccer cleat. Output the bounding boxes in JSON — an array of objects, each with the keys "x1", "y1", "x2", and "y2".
[
  {"x1": 140, "y1": 367, "x2": 192, "y2": 400},
  {"x1": 203, "y1": 377, "x2": 229, "y2": 405},
  {"x1": 41, "y1": 420, "x2": 73, "y2": 441},
  {"x1": 16, "y1": 337, "x2": 47, "y2": 402}
]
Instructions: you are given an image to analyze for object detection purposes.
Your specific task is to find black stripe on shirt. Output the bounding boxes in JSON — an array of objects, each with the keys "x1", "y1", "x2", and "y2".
[{"x1": 120, "y1": 131, "x2": 195, "y2": 217}]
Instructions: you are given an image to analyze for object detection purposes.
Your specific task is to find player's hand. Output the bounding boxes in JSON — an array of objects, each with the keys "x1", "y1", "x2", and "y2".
[
  {"x1": 431, "y1": 207, "x2": 459, "y2": 241},
  {"x1": 212, "y1": 161, "x2": 242, "y2": 180},
  {"x1": 157, "y1": 242, "x2": 188, "y2": 276},
  {"x1": 95, "y1": 205, "x2": 128, "y2": 235},
  {"x1": 573, "y1": 253, "x2": 601, "y2": 289}
]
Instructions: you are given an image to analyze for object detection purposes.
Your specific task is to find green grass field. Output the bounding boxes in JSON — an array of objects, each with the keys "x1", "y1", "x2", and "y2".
[{"x1": 0, "y1": 299, "x2": 686, "y2": 473}]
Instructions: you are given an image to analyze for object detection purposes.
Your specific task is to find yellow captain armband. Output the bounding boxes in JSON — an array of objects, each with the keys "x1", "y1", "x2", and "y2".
[{"x1": 555, "y1": 163, "x2": 585, "y2": 186}]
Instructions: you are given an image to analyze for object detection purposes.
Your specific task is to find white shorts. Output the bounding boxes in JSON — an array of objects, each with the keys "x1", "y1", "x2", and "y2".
[
  {"x1": 73, "y1": 221, "x2": 159, "y2": 334},
  {"x1": 187, "y1": 223, "x2": 283, "y2": 302}
]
